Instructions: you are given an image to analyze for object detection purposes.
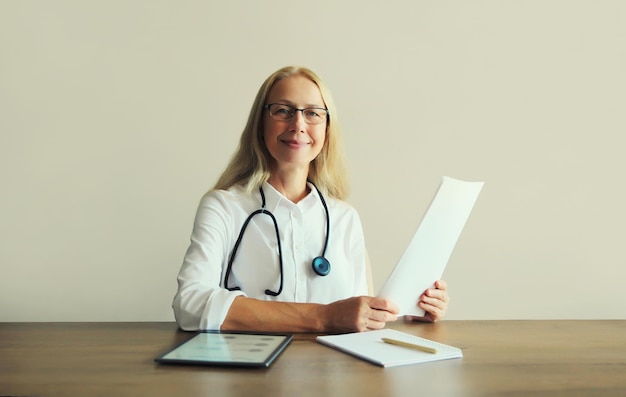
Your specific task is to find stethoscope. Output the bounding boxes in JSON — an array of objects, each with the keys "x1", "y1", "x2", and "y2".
[{"x1": 223, "y1": 182, "x2": 331, "y2": 296}]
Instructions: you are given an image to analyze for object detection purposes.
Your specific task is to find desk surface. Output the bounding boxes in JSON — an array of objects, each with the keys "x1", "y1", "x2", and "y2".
[{"x1": 1, "y1": 320, "x2": 625, "y2": 397}]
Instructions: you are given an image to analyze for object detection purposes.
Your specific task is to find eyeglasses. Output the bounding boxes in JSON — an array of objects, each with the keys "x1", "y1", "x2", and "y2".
[{"x1": 264, "y1": 103, "x2": 329, "y2": 124}]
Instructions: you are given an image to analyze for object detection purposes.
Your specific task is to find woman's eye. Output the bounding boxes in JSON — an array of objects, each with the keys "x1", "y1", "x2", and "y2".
[{"x1": 275, "y1": 107, "x2": 292, "y2": 115}]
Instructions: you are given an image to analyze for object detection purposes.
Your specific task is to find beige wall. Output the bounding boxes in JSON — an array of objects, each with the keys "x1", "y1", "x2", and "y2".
[{"x1": 1, "y1": 1, "x2": 625, "y2": 321}]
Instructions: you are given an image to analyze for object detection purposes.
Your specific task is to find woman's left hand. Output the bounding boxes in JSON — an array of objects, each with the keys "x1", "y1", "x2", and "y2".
[{"x1": 407, "y1": 280, "x2": 449, "y2": 323}]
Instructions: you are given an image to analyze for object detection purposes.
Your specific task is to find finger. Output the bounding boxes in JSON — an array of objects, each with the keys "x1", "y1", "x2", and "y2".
[
  {"x1": 362, "y1": 299, "x2": 399, "y2": 330},
  {"x1": 421, "y1": 293, "x2": 448, "y2": 309},
  {"x1": 356, "y1": 312, "x2": 388, "y2": 332},
  {"x1": 367, "y1": 307, "x2": 398, "y2": 324},
  {"x1": 368, "y1": 297, "x2": 400, "y2": 315},
  {"x1": 424, "y1": 287, "x2": 449, "y2": 303},
  {"x1": 434, "y1": 279, "x2": 448, "y2": 291},
  {"x1": 419, "y1": 297, "x2": 445, "y2": 312},
  {"x1": 364, "y1": 317, "x2": 387, "y2": 331},
  {"x1": 418, "y1": 300, "x2": 445, "y2": 321}
]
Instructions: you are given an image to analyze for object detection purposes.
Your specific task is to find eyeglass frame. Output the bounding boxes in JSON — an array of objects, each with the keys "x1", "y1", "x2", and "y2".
[{"x1": 264, "y1": 103, "x2": 330, "y2": 124}]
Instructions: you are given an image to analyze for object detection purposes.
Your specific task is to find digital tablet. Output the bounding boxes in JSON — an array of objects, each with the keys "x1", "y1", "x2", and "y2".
[{"x1": 155, "y1": 331, "x2": 293, "y2": 368}]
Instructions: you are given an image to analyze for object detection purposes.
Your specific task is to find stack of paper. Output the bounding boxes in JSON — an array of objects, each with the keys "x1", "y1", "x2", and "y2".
[{"x1": 378, "y1": 176, "x2": 484, "y2": 316}]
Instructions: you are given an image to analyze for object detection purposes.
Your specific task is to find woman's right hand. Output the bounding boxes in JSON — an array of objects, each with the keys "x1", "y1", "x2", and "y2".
[{"x1": 323, "y1": 296, "x2": 399, "y2": 333}]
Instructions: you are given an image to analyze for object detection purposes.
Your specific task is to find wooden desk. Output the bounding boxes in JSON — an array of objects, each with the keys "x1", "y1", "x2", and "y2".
[{"x1": 1, "y1": 320, "x2": 624, "y2": 396}]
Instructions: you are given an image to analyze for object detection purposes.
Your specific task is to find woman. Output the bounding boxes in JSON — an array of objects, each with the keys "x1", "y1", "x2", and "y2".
[{"x1": 172, "y1": 66, "x2": 449, "y2": 332}]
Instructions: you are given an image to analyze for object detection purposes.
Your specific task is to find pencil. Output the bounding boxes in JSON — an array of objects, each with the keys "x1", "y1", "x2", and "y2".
[{"x1": 381, "y1": 338, "x2": 438, "y2": 354}]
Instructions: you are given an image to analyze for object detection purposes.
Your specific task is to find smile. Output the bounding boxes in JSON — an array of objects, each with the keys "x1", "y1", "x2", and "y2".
[{"x1": 280, "y1": 139, "x2": 311, "y2": 149}]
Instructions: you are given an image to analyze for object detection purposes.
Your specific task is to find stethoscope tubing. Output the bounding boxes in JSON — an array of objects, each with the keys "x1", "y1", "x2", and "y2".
[{"x1": 224, "y1": 182, "x2": 330, "y2": 296}]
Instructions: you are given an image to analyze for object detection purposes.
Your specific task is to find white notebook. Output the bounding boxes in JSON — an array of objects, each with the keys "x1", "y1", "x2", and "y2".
[{"x1": 317, "y1": 329, "x2": 462, "y2": 368}]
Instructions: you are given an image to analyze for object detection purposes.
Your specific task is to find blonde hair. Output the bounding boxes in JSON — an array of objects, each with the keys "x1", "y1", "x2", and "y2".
[{"x1": 213, "y1": 66, "x2": 349, "y2": 199}]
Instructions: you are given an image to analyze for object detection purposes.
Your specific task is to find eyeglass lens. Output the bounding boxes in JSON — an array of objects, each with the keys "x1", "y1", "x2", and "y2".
[{"x1": 267, "y1": 103, "x2": 328, "y2": 124}]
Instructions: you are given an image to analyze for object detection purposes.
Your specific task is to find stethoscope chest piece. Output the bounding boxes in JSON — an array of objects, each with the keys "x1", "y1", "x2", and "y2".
[{"x1": 312, "y1": 256, "x2": 331, "y2": 276}]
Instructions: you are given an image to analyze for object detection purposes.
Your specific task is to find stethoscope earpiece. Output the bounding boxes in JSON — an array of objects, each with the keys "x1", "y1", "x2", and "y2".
[{"x1": 312, "y1": 256, "x2": 331, "y2": 276}]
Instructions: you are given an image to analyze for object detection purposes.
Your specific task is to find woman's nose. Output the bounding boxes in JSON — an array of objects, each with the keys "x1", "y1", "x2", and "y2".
[{"x1": 289, "y1": 111, "x2": 307, "y2": 131}]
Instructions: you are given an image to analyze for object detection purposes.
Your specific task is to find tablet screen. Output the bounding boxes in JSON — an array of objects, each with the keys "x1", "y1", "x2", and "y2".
[{"x1": 155, "y1": 331, "x2": 293, "y2": 368}]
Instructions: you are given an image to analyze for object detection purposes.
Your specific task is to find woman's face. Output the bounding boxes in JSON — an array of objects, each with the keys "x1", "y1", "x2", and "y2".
[{"x1": 262, "y1": 75, "x2": 327, "y2": 173}]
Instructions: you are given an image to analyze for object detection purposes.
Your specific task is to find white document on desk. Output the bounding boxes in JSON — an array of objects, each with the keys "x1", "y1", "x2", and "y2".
[{"x1": 377, "y1": 176, "x2": 484, "y2": 316}]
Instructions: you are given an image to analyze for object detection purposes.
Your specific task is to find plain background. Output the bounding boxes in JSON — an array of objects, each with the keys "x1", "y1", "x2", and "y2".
[{"x1": 1, "y1": 1, "x2": 625, "y2": 322}]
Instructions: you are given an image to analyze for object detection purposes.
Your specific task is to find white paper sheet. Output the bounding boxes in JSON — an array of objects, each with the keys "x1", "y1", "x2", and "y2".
[{"x1": 377, "y1": 176, "x2": 484, "y2": 316}]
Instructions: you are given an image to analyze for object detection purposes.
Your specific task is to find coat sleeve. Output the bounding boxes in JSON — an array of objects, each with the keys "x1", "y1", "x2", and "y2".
[{"x1": 172, "y1": 192, "x2": 246, "y2": 330}]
